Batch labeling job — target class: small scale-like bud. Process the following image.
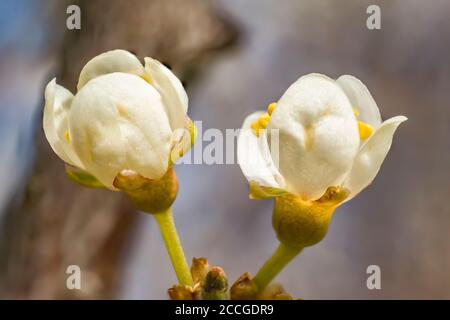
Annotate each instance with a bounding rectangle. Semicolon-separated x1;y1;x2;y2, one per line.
168;285;195;300
272;186;349;249
201;267;229;300
230;272;258;300
113;167;178;214
191;257;210;285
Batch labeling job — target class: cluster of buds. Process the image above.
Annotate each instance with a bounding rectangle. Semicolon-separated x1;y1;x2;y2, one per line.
168;258;229;300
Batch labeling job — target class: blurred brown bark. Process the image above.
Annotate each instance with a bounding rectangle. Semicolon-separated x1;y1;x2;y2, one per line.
0;0;236;299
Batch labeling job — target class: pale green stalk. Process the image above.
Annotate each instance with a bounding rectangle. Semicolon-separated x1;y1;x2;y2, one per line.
253;243;302;293
153;208;193;286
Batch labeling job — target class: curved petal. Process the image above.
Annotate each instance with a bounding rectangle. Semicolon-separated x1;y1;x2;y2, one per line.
268;73;360;200
77;50;144;90
336;75;382;128
43;78;84;168
169;117;197;165
144;57;188;131
237;112;285;196
70;73;172;189
343;115;407;202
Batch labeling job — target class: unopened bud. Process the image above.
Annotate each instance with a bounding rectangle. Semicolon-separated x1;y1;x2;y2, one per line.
168;285;195;300
201;266;229;300
230;272;258;300
191;257;210;285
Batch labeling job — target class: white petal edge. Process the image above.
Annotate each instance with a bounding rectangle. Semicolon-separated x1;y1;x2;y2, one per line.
337;75;382;128
237;112;285;191
43;78;84;169
343;115;407;202
144;57;188;132
77;49;144;90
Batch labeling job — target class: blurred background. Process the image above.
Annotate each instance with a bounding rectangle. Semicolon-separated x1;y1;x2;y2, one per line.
0;0;449;299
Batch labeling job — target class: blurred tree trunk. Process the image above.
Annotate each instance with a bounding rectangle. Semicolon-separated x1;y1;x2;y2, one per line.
0;0;236;299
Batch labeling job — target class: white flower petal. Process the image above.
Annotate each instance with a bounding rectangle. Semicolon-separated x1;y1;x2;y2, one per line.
268;73;360;200
43;78;84;168
337;75;382;127
237;112;285;191
144;57;188;132
77;50;144;90
69;73;172;189
343;115;407;202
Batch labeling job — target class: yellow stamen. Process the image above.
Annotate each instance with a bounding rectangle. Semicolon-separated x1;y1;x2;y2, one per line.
352;107;372;140
64;130;70;142
267;102;277;115
258;114;270;128
251;113;271;137
251;103;278;137
358;121;373;140
251;122;260;137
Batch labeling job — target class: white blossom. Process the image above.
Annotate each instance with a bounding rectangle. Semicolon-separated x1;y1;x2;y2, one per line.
238;73;406;201
44;50;190;189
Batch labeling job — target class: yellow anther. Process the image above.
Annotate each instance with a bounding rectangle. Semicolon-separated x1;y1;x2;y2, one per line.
258;113;270;128
358;121;373;140
64;130;70;142
251;121;260;137
267;102;277;115
251;105;275;137
352;107;372;141
251;112;272;137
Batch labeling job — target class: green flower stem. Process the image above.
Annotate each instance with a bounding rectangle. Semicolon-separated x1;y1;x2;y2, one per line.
253;242;302;293
153;208;193;287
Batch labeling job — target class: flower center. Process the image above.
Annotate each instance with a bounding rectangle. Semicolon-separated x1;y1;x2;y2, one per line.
251;102;277;137
251;104;372;141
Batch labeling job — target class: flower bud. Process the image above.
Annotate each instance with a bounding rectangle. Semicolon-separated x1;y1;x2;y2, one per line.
43;50;194;191
191;257;210;285
201;266;229;300
168;285;195;300
230;272;258;300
